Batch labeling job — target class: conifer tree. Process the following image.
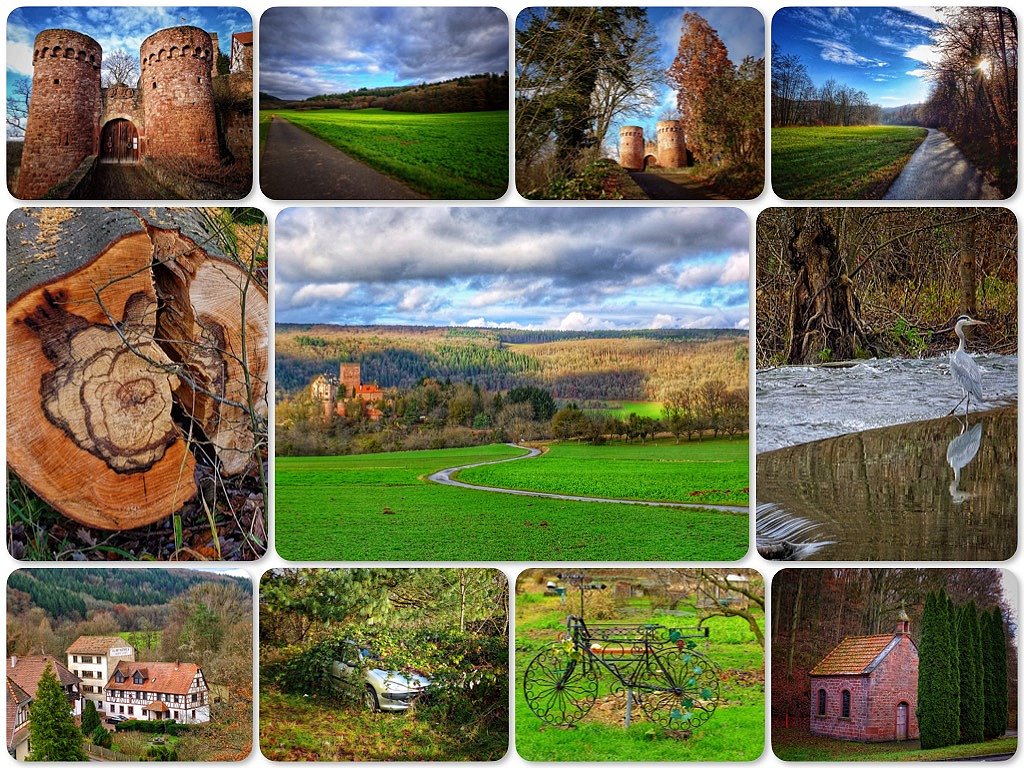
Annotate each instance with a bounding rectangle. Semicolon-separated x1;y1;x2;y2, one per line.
940;590;961;747
27;662;86;761
983;608;1008;739
81;699;101;734
957;602;984;743
917;591;941;748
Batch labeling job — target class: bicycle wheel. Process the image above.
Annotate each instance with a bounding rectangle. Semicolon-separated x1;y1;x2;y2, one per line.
634;648;721;730
522;643;600;725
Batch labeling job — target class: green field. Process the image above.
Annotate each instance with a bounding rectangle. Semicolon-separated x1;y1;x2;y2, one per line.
275;444;748;561
771;125;927;199
772;729;1017;761
588;401;665;419
118;630;161;651
515;591;765;761
457;439;748;506
260;108;508;198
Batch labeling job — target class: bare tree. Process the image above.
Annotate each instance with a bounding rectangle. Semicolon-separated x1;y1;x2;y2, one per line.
7;76;32;137
696;569;765;647
102;49;139;86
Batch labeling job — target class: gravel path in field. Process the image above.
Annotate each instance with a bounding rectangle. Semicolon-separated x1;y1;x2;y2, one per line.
883;128;1000;200
428;443;748;513
259;117;425;200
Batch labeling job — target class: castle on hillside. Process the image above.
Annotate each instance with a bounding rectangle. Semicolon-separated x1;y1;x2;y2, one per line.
15;24;253;199
617;119;693;171
311;363;385;422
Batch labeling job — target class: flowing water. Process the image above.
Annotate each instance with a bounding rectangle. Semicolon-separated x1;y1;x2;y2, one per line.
757;354;1017;453
756;355;1017;561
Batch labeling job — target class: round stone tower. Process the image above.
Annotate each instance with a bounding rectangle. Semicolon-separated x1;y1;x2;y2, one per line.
139;26;220;164
16;29;102;199
656;120;687;169
618;126;644;170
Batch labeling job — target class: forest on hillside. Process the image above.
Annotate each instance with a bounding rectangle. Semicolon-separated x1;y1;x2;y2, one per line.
771;569;1016;728
756;207;1016;367
261;73;509;114
276;325;747;399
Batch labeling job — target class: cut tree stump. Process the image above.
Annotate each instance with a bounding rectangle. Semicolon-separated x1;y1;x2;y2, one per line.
7;208;268;530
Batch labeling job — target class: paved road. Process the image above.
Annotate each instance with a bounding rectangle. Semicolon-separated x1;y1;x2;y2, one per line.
627;170;727;200
84;162;178;199
260;117;425;200
428;443;748;514
883;128;999;200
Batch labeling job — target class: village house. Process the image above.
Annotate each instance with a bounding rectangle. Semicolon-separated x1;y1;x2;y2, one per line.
66;635;136;713
6;678;32;760
6;655;82;760
230;31;253;73
809;610;919;742
104;661;211;723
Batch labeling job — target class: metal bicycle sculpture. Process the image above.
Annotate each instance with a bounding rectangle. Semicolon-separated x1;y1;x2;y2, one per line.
523;575;722;730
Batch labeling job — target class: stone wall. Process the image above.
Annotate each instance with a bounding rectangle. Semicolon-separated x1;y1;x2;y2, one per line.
810;676;870;740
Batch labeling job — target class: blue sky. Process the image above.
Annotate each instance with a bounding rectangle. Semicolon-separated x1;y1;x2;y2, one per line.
517;7;765;151
7;6;250;99
772;7;947;106
276;208;750;331
259;7;509;100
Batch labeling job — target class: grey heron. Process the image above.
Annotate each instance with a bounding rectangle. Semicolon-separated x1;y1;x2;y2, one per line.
948;315;987;415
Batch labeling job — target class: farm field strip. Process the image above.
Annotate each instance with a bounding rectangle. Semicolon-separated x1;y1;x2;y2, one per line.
261;108;507;199
453;439;749;507
275;445;748;561
772;125;927;199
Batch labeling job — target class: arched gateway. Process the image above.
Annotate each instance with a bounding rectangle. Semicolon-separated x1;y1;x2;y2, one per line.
100;119;140;163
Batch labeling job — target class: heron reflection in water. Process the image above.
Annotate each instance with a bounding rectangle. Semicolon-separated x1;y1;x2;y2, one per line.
947;422;983;504
948;315;987;415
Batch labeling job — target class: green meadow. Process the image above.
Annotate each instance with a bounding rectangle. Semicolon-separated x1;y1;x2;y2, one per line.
457;439;748;506
515;589;765;761
589;400;665;419
259;108;508;198
772;125;927;199
274;444;748;561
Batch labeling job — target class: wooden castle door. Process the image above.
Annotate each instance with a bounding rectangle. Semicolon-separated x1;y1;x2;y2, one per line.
100;119;140;163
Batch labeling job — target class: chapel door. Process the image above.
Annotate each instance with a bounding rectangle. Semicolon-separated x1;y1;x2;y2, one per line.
896;702;909;740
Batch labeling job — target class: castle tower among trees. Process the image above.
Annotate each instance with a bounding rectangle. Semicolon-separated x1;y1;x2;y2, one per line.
656;119;688;168
16;30;103;198
140;26;220;164
340;363;361;398
618;125;645;170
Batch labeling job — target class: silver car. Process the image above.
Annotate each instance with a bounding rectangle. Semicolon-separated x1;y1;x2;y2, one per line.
329;640;431;713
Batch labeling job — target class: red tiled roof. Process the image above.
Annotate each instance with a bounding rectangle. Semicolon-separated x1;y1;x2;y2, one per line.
6;656;80;695
145;701;169;713
810;634;898;675
67;636;133;655
232;32;253;45
106;661;202;696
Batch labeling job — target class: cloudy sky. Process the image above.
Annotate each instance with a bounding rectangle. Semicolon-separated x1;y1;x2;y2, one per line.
772;7;947;106
275;208;749;331
259;7;509;100
6;6;250;99
517;7;765;150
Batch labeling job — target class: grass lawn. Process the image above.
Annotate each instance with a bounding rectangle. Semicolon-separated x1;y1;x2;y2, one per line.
260;689;506;761
772;728;1017;761
456;438;748;506
771;126;927;199
275;444;748;561
588;401;664;420
260;108;507;198
258;112;270;156
515;591;765;761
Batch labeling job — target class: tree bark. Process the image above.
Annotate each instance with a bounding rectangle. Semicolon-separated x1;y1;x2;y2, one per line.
6;208;267;530
784;209;874;364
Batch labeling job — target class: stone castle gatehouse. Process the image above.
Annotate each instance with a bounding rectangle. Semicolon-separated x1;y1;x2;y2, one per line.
618;119;692;171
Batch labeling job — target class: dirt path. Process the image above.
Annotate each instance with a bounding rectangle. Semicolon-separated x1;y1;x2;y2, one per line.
628;170;728;200
883;128;999;200
428;443;748;513
260;117;425;200
83;163;178;199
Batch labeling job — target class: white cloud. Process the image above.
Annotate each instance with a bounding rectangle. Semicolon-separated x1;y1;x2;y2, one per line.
906;68;931;78
904;43;941;65
651;313;677;329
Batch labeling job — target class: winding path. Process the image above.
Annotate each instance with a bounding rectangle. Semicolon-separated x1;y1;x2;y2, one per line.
883;128;999;200
260;117;425;200
427;443;748;514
